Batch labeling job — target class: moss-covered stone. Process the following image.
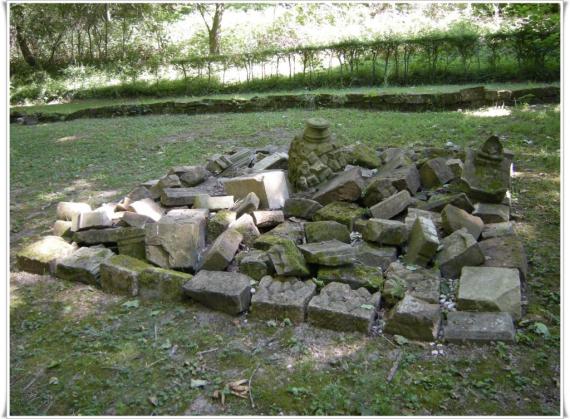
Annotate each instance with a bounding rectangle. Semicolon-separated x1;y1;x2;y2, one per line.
317;264;384;291
383;276;407;307
16;236;76;275
268;239;310;277
207;210;237;241
304;220;350;243
100;254;152;296
344;143;382;169
138;267;192;301
313;201;368;229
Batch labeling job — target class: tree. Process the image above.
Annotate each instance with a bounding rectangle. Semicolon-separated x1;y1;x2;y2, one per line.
197;3;225;55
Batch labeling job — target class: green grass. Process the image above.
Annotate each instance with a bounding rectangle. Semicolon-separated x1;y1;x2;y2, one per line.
10;103;560;415
11;81;559;115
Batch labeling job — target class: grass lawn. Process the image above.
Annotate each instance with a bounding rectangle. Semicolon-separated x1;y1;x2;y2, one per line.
9;104;560;415
11;81;559;115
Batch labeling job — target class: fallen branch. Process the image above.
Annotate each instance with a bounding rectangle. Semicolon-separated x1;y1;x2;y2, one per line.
23;369;45;391
146;357;167;368
387;350;403;383
197;347;218;357
248;364;260;408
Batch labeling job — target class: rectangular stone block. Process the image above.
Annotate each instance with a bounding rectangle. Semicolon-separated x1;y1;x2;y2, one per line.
55;247;115;286
193;194;234;211
138;267;192;302
298;240;355;266
369;190;411;219
405;217;439;267
71;210;113;232
223;170;289;209
16;236;76;275
160;188;199;206
444;312;515;343
100;254;152;296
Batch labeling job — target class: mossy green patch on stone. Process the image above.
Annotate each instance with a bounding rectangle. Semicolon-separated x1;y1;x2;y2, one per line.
317;264;384;291
138;267;192;301
313;201;368;229
383;276;407;307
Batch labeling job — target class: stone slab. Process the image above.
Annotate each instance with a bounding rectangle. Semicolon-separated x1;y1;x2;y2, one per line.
223;170;289;209
17;236;76;275
444;311;515;343
55;246;115;286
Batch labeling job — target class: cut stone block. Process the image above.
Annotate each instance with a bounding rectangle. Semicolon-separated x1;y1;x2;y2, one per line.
317;264;384;291
229;214;260;247
255;222;305;249
237;250;272;280
138;267;192;302
444;311;515;343
17;236;76;275
442;204;484;239
405;208;443;233
283;198;323;220
129;198;164;222
233;192;260;217
304;221;350;243
150;174;182;197
171;166;209;187
71;210;113;232
145;212;207;270
250;276;316;323
362;219;407;246
207;210;237;241
56;202;92;221
384;261;441;305
377;165;421;195
312;167;365;205
252;210;284;229
252;152;289;171
307;282;380;334
298;240;355;266
405;217;439;267
362;177;398;207
160;188;199;207
384;294;440;341
344;143;382;168
478;236;528;280
53;220;72;238
457;266;521;320
473;203;510;223
481;222;516;240
313;202;368;229
119;186;153;210
200;228;243;271
369;190;411;219
121;211;154;228
446;158;464;178
100;255;152;296
193;194;234;211
354;242;397;271
268;239;309;277
223;170;289;209
419;157;455;188
55;246;115;286
436;229;485;278
182;270;252;315
73;226;144;246
420;192;474;213
117;229;147;260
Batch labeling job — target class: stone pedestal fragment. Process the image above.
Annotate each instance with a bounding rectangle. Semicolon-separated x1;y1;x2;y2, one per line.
17;236;76;275
384;294;440;341
384;261;441;304
233;192;260;217
317;265;383;291
160;188;199;207
252;210;284;229
251;276;316;323
71;210;113;232
53;220;72;238
362;178;398;207
444;312;515;343
169;166;209;187
207;210;237;241
354;242;398;271
223;170;289;209
405;208;443;234
252;152;289;171
420;193;474;213
481;222;515;240
229;214;260;247
405;217;439;267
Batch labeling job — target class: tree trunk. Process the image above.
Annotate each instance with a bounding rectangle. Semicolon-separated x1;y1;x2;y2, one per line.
15;24;36;67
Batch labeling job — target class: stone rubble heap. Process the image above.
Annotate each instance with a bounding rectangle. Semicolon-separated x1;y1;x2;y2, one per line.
17;119;527;343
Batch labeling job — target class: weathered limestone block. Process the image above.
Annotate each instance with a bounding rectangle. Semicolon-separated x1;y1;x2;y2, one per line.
121;211;155;228
362;219;407;246
478;236;528;280
481;222;515;240
459;135;511;203
384;294;440;341
71;210;113;232
457;266;521;320
377;165;421;195
237;250;273;280
252;152;289;171
233;192;260;217
307;282;380;334
129;198;164;222
56;202;92;221
72;226;143;246
436;228;485;278
419;157;455;188
252;210;284;229
384;261;441;305
250;276;316;323
229;214;260;247
207;210;237;241
223;170;289;209
118;186;153;210
313;202;368;229
354;242;398;271
55;246;114;286
362;177;398;207
170;166;209;187
268;239;309;277
200;228;243;271
444;311;515;343
160;188;199;207
182;270;252;315
17;236;76;275
117;228;147;260
405;217;439;267
304;221;350;243
255;222;305;249
53;220;72;238
405;208;443;235
100;255;152;296
150;174;182;197
419;192;474;213
193;194;234;211
312;167;365;205
317;264;383;291
298;240;355;266
369;190;411;219
288;118;347;190
343;143;381;168
138;267;192;301
145;212;206;270
446;158;464;178
283;198;323;220
472;203;510;223
442;204;484;239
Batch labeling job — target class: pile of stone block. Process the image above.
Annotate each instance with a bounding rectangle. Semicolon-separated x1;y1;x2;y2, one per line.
17;120;526;344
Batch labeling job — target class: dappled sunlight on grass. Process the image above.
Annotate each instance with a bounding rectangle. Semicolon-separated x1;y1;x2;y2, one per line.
465;106;512;118
55;135;84;143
